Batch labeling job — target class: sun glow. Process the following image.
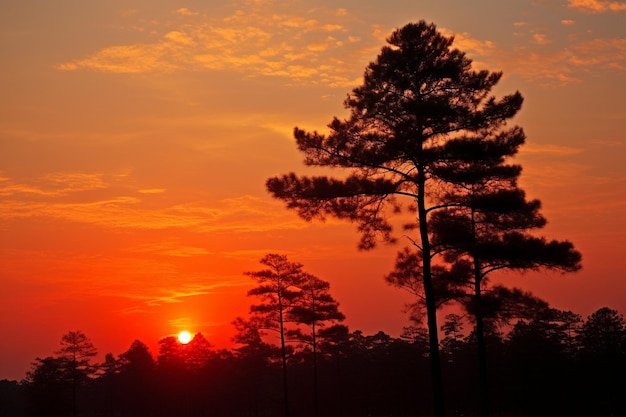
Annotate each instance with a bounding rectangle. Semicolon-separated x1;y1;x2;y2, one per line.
178;330;192;344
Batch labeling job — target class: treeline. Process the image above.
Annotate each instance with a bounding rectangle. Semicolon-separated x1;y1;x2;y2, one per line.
1;305;625;417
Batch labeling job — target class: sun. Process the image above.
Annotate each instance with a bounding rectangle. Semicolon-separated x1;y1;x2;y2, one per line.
177;330;192;344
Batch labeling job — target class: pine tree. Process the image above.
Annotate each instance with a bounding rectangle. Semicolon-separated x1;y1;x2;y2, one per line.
266;21;525;417
245;253;307;417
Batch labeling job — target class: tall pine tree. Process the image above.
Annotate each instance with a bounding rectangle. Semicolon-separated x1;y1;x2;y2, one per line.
267;21;524;417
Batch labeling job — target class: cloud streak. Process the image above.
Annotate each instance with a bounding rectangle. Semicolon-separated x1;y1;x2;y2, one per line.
0;172;309;234
57;4;367;87
568;0;626;13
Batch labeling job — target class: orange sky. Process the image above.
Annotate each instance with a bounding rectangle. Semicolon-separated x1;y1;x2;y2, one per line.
1;0;625;380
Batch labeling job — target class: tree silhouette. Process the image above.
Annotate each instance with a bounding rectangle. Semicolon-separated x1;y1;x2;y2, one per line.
25;357;69;417
427;126;582;416
157;336;186;371
577;307;626;415
266;21;526;417
245;253;307;417
11;307;626;417
232;317;283;415
56;331;97;417
289;273;345;417
116;340;156;416
578;306;625;356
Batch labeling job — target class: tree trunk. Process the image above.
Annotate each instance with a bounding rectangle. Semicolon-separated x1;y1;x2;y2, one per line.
312;321;319;417
472;199;489;417
475;278;489;417
278;287;289;417
418;159;445;417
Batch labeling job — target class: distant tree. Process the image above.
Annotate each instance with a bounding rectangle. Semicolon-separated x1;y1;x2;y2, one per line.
288;273;345;417
232;316;282;363
578;307;625;356
440;314;466;360
157;336;185;371
184;333;216;369
118;340;155;375
245;253;307;417
0;379;26;417
266;21;528;417
576;307;626;415
56;331;98;417
232;317;283;416
25;357;69;417
116;340;156;416
551;309;583;355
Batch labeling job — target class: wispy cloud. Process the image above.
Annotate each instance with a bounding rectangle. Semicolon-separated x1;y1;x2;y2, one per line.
522;143;585;155
568;0;626;13
533;33;551;45
0;172;308;233
568;38;626;69
0;172;108;197
450;28;625;86
138;188;166;194
176;7;199;17
84;273;249;311
57;4;369;87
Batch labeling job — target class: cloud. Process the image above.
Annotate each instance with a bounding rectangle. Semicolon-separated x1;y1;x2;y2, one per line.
0;172;108;197
522;143;584;155
568;0;626;12
533;33;551;45
133;240;212;257
561;19;576;25
86;273;248;308
568;38;626;69
57;4;368;88
176;7;198;16
138;188;166;194
0;172;308;233
446;25;626;86
57;43;178;73
444;30;496;69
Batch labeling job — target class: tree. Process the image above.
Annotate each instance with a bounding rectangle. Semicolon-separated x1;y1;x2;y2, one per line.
245;253;307;417
576;307;626;415
25;357;69;417
427;127;581;416
184;333;216;369
288;273;345;417
231;317;283;415
157;336;186;371
116;340;156;416
56;330;98;417
578;306;625;356
266;21;525;417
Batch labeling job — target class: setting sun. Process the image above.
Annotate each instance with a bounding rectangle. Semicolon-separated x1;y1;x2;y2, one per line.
178;331;192;344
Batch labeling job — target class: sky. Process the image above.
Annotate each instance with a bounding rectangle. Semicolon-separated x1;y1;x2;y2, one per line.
1;0;625;380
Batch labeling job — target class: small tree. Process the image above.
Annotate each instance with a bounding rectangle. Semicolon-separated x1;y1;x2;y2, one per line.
117;340;156;416
245;253;307;417
289;273;345;417
577;307;626;414
231;317;283;416
56;330;98;417
26;356;69;417
578;307;625;357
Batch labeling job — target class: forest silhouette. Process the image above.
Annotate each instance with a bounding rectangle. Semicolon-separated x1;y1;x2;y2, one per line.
2;20;623;417
2;303;625;417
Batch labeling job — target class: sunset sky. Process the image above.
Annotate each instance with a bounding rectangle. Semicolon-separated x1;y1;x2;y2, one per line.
1;0;625;380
